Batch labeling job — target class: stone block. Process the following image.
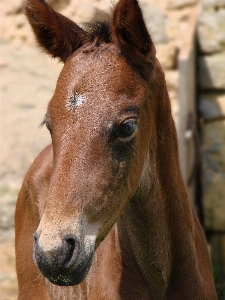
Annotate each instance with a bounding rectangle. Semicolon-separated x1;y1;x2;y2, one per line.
165;71;179;126
201;120;225;231
198;52;225;90
165;70;179;92
167;0;197;9
197;9;225;53
156;43;178;69
140;2;168;44
199;93;225;121
0;43;62;179
200;0;225;10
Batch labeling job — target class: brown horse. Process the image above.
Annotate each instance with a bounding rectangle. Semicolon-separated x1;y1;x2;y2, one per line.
15;0;217;299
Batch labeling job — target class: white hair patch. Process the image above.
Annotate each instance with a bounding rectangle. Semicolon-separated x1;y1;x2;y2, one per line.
67;92;87;109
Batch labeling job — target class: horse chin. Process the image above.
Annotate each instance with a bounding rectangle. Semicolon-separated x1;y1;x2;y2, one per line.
43;252;94;287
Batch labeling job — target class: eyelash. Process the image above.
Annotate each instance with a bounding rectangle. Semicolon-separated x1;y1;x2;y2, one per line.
46;122;52;134
40;118;52;135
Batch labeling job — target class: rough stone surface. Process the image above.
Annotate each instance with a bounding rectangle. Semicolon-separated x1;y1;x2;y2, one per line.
197;0;225;238
0;44;61;179
165;70;179;126
157;43;178;69
199;93;225;121
198;53;225;90
140;2;168;43
167;0;197;9
197;9;225;53
200;0;225;10
198;0;225;235
201;120;225;231
0;240;17;300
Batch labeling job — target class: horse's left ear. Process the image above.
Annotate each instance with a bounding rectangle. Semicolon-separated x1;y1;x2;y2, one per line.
112;0;156;63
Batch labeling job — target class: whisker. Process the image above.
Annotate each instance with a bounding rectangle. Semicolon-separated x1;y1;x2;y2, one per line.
30;273;42;283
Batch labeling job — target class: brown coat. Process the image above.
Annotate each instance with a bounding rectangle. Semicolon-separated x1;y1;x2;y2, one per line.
15;0;217;299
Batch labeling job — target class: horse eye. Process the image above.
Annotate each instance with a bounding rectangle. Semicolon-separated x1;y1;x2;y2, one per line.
118;119;138;139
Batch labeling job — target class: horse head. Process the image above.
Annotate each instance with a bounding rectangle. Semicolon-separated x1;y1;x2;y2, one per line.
25;0;170;286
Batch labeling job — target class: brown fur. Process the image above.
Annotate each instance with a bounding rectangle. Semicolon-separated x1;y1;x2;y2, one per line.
15;0;217;299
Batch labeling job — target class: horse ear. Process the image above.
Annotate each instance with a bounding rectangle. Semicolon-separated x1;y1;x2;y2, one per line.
112;0;155;62
24;0;89;62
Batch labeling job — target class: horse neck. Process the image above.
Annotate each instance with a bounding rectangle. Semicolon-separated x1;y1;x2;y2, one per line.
117;152;200;298
116;86;202;297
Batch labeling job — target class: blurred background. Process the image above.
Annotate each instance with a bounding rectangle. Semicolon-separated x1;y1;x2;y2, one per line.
0;0;224;299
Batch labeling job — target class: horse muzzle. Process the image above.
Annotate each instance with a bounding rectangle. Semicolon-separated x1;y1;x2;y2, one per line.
33;231;94;286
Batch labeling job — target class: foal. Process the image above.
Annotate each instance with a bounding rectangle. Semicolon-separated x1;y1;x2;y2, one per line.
15;0;217;299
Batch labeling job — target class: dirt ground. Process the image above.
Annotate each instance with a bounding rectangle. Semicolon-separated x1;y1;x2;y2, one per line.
0;238;18;300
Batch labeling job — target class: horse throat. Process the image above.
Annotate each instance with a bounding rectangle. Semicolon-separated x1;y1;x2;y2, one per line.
117;162;172;299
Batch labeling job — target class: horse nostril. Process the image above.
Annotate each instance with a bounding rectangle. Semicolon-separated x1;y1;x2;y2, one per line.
63;236;79;267
64;236;77;256
33;231;39;243
66;237;76;248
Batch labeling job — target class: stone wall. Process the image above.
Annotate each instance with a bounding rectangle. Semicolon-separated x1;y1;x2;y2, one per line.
197;0;225;232
197;0;225;291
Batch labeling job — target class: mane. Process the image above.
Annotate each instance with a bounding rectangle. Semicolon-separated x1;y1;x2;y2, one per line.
81;10;154;81
81;10;112;45
82;20;112;45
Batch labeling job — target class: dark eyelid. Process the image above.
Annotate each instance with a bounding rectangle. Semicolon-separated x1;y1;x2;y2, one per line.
121;106;139;117
117;114;138;127
115;107;139;125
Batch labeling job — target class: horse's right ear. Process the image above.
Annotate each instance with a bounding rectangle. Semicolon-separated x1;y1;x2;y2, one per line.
24;0;89;62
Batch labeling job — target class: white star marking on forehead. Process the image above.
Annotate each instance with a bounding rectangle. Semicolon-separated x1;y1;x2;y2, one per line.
67;92;87;109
